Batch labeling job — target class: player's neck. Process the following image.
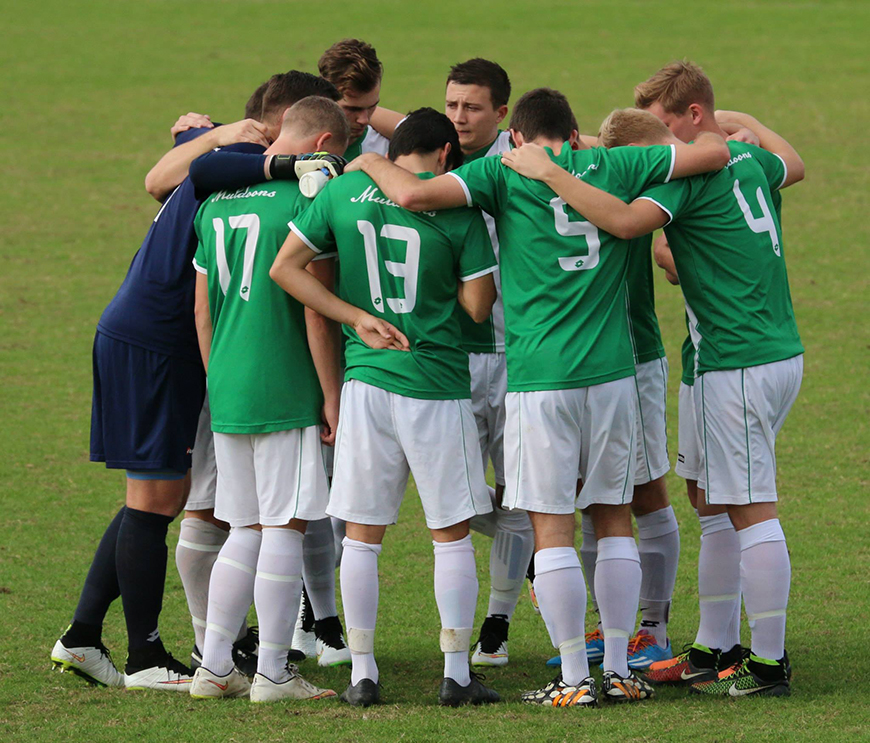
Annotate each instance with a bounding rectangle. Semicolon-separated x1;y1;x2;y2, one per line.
393;153;440;175
696;120;728;139
462;129;500;157
528;136;566;152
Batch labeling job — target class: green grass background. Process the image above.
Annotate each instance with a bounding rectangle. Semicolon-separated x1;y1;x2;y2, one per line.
2;0;869;740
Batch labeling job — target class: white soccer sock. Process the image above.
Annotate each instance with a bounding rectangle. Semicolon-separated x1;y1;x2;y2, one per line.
695;513;741;651
579;513;600;629
175;518;228;651
340;537;381;685
596;537;642;677
636;506;680;647
433;535;478;686
254;528;304;683
738;519;790;661
202;526;261;676
533;547;588;685
302;517;337;620
487;506;535;620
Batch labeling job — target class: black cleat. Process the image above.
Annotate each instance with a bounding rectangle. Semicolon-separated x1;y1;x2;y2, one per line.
439;672;500;707
340;678;381;707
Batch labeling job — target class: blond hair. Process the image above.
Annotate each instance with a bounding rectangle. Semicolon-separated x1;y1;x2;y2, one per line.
598;108;672;148
634;60;715;114
282;96;351;151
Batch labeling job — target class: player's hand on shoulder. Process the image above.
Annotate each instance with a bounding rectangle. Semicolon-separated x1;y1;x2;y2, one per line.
500;143;555;181
353;314;411;351
214;119;271;149
171;112;213;140
343;152;379;174
725;127;760;146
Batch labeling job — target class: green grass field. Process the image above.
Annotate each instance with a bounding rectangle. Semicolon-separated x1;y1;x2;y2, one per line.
2;0;869;740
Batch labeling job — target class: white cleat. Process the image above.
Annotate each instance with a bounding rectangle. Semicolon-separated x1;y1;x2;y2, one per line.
124;655;193;692
190;666;251;699
316;637;351;667
249;665;337;703
471;640;509;667
51;638;124;687
292;613;316;660
314;616;351;667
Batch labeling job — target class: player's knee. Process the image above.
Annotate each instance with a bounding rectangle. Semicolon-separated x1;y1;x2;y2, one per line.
631;477;670;516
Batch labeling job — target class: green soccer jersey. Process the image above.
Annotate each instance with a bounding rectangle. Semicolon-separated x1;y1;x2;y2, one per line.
450;142;677;392
626;233;665;364
681;315;695;386
290;171;497;400
638;141;802;376
193;182;326;434
456;130;512;354
343;125;391;161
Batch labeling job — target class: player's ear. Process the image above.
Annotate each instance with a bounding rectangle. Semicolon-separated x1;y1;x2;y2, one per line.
495;104;508;124
569;129;581;151
689;103;705;126
438;142;451;172
314;131;332;152
510;128;525;147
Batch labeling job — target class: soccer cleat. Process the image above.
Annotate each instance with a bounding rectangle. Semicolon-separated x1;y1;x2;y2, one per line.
521;673;598;707
439;672;500;707
249;665;337;703
471;614;510;667
641;643;719;686
189;666;251;699
50;637;124;687
314;616;351;667
340;678;381;707
546;628;605;668
601;670;655;702
690;656;790;697
626;629;673;671
292;590;316;659
124;653;193;692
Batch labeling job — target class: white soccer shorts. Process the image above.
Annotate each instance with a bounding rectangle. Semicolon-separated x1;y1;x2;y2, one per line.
675;382;701;482
327;380;492;530
185;393;217;511
503;376;637;514
213;426;329;527
469;352;507;486
695;355;803;505
633;357;670;485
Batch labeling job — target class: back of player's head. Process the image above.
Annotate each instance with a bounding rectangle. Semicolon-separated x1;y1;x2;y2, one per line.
261;71;341;125
282;96;351;151
634;60;715;114
446;58;511;109
388;108;464;171
318;38;383;96
244;80;269;121
509;88;575;143
598;108;672;148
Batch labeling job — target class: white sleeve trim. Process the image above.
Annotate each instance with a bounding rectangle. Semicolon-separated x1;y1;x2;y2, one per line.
774;153;788;190
289;221;323;253
664;143;676;183
192;258;208;275
447;172;473;207
311;251;337;262
459;265;498;282
635;196;674;226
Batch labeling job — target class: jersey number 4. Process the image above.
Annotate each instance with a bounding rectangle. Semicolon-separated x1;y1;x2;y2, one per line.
357;220;420;314
551;197;601;271
733;181;781;256
212;214;261;301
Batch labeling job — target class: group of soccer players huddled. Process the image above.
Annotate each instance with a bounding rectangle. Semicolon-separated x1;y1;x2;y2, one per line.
50;38;804;707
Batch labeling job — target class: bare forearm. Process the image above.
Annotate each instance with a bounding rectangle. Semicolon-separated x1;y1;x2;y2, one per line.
370;107;404;138
145;129;221;201
271;263;366;327
543;166;636;238
195;314;212;371
305;309;342;403
716;110;804;184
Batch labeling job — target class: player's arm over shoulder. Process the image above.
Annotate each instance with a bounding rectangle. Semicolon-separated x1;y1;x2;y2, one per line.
715;110;805;188
348;154;468;212
455;209;497;323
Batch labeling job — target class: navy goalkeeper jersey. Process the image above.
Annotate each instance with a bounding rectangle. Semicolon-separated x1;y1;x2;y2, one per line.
97;128;265;361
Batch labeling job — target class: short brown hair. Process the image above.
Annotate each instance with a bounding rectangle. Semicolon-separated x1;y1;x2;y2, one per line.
446;58;511;109
318;39;383;95
282;96;351;152
598;108;672;148
634;60;715;114
509;88;574;143
261;71;341;124
244;81;269;121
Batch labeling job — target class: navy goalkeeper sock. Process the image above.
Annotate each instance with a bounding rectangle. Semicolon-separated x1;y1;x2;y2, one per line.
115;508;174;653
